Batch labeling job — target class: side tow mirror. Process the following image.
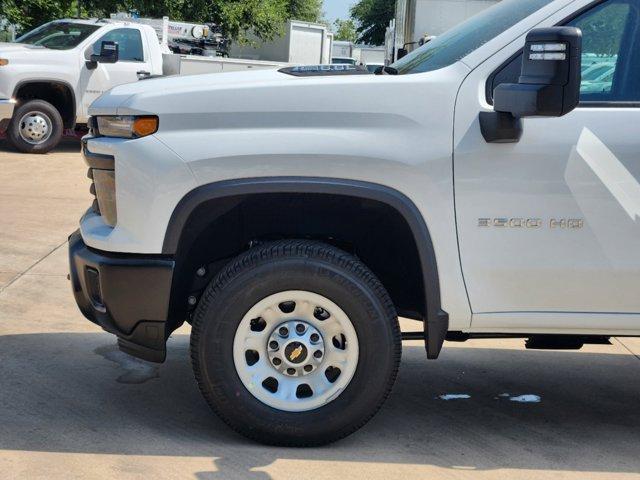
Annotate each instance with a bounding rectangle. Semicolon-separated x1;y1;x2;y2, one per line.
481;27;582;143
87;40;119;69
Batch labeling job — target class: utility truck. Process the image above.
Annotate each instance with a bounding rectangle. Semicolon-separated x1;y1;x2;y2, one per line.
69;0;640;446
0;17;324;154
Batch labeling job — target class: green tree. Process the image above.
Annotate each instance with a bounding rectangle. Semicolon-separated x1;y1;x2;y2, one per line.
350;0;394;45
209;0;288;42
286;0;323;22
1;0;75;33
333;18;357;42
3;0;325;42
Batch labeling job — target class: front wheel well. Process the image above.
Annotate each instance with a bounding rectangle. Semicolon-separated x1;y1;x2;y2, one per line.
14;81;76;129
166;191;431;334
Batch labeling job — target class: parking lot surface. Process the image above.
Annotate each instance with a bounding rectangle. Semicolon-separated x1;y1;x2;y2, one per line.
1;140;639;480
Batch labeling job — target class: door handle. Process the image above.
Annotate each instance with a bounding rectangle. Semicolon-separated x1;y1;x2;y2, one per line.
136;70;151;80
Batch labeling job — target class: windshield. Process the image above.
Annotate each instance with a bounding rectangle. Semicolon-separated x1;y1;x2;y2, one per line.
16;22;100;50
391;0;556;74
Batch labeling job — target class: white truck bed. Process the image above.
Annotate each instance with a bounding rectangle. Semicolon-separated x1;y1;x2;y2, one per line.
163;54;291;76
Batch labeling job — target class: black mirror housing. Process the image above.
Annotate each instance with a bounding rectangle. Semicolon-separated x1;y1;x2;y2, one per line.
494;27;582;117
90;40;119;64
481;27;582;143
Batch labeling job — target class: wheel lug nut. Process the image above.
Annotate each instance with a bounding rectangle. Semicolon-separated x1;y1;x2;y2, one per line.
272;357;281;366
313;350;323;359
295;324;305;334
278;327;289;337
287;368;296;375
269;341;279;350
310;333;319;343
304;364;313;372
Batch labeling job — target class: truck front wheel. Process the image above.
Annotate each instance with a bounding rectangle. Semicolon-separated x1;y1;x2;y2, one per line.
190;240;401;446
7;99;63;154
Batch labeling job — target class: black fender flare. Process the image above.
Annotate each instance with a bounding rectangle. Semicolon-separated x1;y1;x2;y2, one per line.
163;177;448;359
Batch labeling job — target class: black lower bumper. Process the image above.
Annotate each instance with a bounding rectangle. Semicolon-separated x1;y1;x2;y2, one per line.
68;230;175;362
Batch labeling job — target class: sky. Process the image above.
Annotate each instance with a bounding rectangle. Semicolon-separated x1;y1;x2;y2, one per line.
323;0;356;23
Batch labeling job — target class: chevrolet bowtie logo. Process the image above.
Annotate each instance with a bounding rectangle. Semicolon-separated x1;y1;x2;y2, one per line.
289;345;304;361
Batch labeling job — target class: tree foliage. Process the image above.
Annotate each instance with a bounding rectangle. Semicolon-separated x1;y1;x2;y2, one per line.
350;0;394;45
1;0;75;33
1;0;324;41
286;0;323;23
333;18;357;43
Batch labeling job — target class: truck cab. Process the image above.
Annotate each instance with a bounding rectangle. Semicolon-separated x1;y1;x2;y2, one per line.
0;19;163;153
69;0;640;446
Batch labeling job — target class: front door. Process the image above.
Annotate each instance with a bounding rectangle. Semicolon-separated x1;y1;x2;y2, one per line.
79;27;152;119
454;0;640;330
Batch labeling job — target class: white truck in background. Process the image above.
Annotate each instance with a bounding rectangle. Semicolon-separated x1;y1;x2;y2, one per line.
0;17;328;154
388;0;500;62
230;20;333;66
332;40;386;69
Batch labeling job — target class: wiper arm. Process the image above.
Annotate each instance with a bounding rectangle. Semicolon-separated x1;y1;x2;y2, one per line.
376;66;398;76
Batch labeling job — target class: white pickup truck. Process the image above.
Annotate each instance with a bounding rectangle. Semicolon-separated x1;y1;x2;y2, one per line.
0;19;166;153
69;0;640;447
0;18;289;154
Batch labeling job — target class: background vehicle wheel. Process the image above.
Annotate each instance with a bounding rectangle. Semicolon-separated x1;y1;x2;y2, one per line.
7;100;63;154
190;240;401;446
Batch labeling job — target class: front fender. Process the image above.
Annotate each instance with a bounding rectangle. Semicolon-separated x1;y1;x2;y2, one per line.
163;176;449;359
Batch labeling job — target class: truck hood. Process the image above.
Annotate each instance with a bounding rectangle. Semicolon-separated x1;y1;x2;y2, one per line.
0;42;73;66
0;42;47;54
89;68;372;115
88;63;469;144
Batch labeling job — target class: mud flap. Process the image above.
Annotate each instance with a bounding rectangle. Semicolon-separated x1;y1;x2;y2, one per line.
425;309;449;359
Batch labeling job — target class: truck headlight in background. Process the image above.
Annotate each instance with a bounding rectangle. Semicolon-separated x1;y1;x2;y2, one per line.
95;115;158;138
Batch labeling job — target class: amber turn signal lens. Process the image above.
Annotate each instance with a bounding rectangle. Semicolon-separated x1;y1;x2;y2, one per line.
132;116;158;137
0;59;8;66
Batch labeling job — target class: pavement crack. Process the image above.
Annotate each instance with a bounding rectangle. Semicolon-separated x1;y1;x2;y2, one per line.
0;240;67;294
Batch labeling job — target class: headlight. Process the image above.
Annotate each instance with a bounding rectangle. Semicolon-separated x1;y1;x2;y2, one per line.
95;115;158;138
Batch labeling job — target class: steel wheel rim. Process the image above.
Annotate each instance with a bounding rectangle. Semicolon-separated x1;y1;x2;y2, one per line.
19;111;53;145
233;290;359;412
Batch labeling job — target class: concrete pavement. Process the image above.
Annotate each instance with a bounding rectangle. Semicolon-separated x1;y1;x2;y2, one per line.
0;140;639;480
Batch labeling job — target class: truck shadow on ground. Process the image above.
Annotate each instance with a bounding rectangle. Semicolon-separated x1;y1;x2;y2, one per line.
0;137;81;154
0;332;638;477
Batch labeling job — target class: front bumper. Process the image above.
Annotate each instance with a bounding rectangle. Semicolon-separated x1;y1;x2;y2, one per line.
0;98;15;122
68;230;175;362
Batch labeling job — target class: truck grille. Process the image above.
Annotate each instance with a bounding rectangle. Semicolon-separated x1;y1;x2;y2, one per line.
83;136;117;227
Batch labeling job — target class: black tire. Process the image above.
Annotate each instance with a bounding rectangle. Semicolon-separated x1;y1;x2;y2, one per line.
7;99;63;154
190;240;401;446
